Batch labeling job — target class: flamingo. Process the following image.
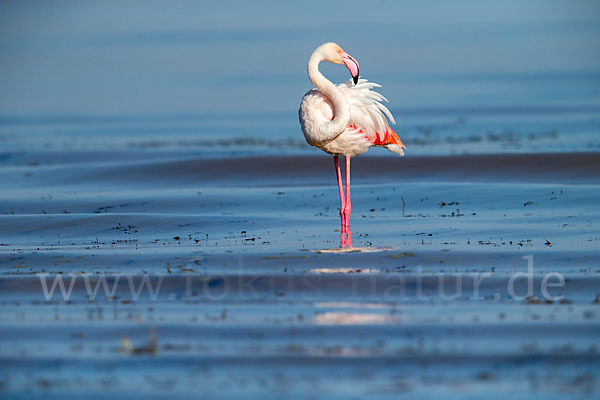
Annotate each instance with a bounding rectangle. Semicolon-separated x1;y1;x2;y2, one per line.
298;42;405;247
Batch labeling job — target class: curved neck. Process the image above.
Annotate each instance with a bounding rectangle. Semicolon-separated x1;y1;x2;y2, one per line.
308;51;350;142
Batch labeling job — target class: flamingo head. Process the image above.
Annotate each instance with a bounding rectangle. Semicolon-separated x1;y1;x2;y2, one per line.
319;42;360;85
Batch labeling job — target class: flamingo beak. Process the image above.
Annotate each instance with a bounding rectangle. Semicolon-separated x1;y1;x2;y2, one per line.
340;51;359;85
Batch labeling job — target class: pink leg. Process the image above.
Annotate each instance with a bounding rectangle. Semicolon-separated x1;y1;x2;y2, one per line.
343;156;351;229
333;156;346;231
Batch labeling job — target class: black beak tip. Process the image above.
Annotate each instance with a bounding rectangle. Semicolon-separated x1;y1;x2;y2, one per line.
353;75;359;85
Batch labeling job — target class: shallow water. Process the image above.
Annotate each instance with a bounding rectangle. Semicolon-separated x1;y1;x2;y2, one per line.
1;150;599;399
1;1;600;399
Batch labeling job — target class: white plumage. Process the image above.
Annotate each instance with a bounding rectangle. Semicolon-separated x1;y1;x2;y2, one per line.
297;42;405;243
298;43;405;157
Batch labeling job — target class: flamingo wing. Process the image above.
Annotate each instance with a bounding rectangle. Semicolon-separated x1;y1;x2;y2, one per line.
338;78;406;155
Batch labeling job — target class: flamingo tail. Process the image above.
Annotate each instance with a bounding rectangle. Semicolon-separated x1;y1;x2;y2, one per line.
373;127;406;156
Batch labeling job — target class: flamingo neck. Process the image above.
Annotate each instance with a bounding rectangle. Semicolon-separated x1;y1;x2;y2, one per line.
307;50;350;142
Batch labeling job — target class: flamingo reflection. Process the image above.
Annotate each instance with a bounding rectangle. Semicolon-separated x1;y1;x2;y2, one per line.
340;230;352;248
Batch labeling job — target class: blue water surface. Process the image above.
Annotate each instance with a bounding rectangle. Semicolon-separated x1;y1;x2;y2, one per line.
1;0;599;155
